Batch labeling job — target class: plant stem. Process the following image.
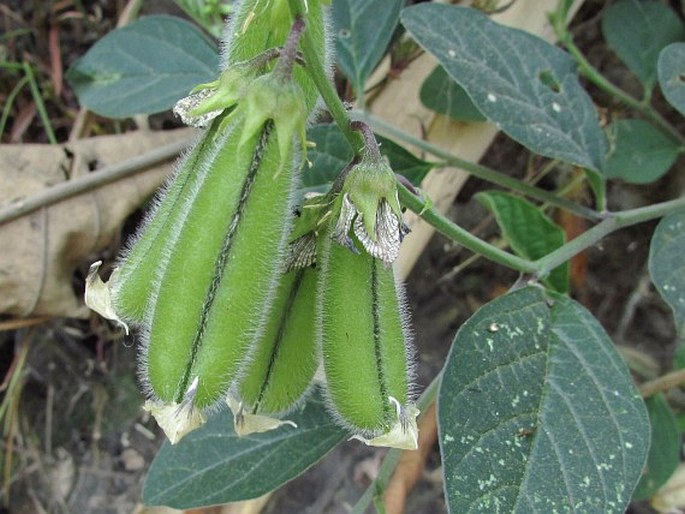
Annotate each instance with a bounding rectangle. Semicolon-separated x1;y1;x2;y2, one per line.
350;372;442;514
287;0;362;152
399;184;537;274
355;111;603;221
0;137;191;225
551;14;685;146
534;196;685;279
401;182;685;280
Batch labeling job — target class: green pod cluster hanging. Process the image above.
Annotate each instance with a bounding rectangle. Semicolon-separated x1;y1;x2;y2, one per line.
86;16;314;444
83;5;422;449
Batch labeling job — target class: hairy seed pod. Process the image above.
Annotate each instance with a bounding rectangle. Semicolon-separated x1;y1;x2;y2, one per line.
318;234;418;449
230;264;319;435
111;119;224;324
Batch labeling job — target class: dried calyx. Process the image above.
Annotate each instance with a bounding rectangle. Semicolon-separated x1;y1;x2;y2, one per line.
331;121;409;265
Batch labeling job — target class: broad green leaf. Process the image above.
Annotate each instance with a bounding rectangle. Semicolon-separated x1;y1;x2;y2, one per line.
66;15;219;118
332;0;402;97
439;286;649;513
649;211;685;336
143;389;347;508
604;119;681;184
602;0;685;91
304;124;434;194
401;4;606;171
658;43;685;117
475;191;569;293
420;65;486;122
633;394;679;500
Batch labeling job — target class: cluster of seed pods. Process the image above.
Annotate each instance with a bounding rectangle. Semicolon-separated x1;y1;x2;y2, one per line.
85;0;419;449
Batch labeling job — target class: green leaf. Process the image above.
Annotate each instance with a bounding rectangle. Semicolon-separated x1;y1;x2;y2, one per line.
332;0;402;97
602;0;685;91
475;191;569;293
420;65;486;122
143;389;347;508
439;286;649;513
604;119;681;184
401;4;606;171
66;15;219;118
649;211;685;336
658;43;685;117
632;394;680;500
304;124;434;194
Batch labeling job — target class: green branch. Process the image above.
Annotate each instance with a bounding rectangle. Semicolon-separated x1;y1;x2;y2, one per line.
287;0;362;153
355;111;603;222
534;196;685;278
289;0;685;285
398;184;537;274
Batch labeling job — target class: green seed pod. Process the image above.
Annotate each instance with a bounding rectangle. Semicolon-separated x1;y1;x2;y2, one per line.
111;118;224;324
142;117;262;405
318;233;419;449
229;263;319;435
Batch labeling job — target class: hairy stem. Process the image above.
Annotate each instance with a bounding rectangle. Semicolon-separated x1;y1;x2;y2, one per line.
356;111;603;221
0;137;192;225
287;0;362;152
533;196;685;279
399;184;537;274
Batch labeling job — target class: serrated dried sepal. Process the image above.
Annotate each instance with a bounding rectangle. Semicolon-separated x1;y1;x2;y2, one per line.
353;198;404;264
173;88;222;128
285;233;317;271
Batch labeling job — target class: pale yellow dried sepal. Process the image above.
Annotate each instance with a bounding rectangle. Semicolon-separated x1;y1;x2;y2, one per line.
350;397;420;450
144;392;206;445
226;395;297;437
84;261;129;335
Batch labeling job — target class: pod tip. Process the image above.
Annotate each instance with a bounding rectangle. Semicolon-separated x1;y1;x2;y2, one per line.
143;377;206;444
350;397;420;450
227;395;298;437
